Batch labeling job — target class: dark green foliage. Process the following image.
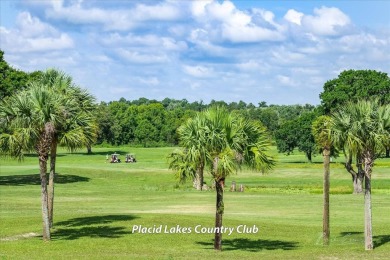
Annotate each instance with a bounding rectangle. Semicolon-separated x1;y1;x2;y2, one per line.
93;97;320;148
275;111;318;162
0;50;42;100
320;69;390;114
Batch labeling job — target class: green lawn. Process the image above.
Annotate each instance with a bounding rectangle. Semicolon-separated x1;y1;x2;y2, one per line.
1;147;389;259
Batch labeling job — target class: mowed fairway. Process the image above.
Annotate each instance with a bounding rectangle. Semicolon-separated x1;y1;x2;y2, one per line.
1;147;389;259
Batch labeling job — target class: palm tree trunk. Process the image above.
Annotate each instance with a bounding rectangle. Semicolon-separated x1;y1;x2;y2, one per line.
195;164;204;190
355;156;364;194
345;153;363;194
323;147;330;245
363;151;373;250
214;178;224;251
48;141;57;228
37;122;54;241
199;164;204;191
39;155;51;241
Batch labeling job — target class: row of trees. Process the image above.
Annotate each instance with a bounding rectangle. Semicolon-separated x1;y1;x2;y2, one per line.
95;98;316;147
313;100;390;250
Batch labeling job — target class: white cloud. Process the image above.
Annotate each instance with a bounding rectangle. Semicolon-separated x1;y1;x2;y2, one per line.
222;24;284;42
133;2;181;21
284;9;303;25
116;49;169;64
43;1;182;31
100;33;187;52
183;65;214;78
191;1;284;43
191;0;213;17
277;75;298;87
302;6;351;36
0;12;73;53
16;11;58;37
138;77;160;86
237;60;262;71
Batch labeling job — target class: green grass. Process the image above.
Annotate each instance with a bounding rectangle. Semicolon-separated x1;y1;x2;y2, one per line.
1;147;389;259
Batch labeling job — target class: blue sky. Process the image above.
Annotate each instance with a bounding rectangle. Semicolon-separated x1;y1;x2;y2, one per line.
1;0;389;105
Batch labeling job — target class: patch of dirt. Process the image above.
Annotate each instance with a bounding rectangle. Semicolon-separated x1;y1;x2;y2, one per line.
0;232;39;241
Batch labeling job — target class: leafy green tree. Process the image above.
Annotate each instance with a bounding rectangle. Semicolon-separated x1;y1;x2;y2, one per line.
312;115;333;245
330;100;390;250
0;50;43;100
275;112;317;162
274;120;298;154
320;70;390;114
95;102;116;145
170;106;275;250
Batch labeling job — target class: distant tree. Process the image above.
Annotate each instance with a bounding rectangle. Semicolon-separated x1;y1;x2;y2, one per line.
275;112;317;162
274;120;298;155
256;108;279;136
330;100;390;250
95;102;116;145
209;99;228;108
296;112;317;162
258;101;268;108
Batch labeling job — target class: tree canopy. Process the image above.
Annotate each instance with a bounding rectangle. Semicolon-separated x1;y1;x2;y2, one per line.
0;50;42;100
320;69;390;114
275;111;318;162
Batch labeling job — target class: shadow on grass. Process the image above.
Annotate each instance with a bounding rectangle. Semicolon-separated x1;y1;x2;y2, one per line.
374;235;390;248
0;173;89;186
56;214;137;227
22;153;66;158
52;214;137;240
281;161;323;164
197;238;298;252
72;150;130;156
340;232;390;248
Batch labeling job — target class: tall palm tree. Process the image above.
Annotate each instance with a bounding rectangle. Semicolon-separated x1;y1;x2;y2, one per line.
331;100;390;250
170;106;275;250
35;69;97;227
0;83;65;240
312;115;332;245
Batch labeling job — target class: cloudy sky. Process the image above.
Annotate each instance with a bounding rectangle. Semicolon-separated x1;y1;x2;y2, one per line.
1;0;389;105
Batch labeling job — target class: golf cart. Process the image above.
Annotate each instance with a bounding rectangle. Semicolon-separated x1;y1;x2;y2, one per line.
110;153;121;163
125;153;137;163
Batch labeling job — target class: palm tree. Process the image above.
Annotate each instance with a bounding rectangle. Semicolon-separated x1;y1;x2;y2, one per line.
35;69;97;227
0;83;65;240
331;100;390;250
312;115;332;245
170;106;275;250
176;114;207;190
167;149;197;184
